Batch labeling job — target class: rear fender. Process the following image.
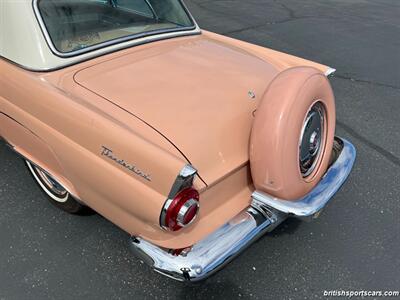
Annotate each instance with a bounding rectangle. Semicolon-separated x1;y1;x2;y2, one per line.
0;111;80;197
203;30;335;76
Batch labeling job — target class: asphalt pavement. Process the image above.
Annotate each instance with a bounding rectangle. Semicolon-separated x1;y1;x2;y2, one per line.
1;0;399;299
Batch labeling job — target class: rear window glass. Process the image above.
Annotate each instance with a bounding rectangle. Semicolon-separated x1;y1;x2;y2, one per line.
36;0;195;54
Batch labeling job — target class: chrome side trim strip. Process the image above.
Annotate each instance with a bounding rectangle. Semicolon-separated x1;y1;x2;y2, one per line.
325;67;337;77
252;138;356;217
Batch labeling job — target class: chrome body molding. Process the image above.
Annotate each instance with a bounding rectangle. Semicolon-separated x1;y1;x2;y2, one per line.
325;67;337;77
252;138;356;217
130;137;356;281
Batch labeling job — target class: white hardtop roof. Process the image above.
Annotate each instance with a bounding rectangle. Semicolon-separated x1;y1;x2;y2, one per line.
0;0;200;71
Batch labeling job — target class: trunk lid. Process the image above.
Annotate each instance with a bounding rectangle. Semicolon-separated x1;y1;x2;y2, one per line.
74;35;278;185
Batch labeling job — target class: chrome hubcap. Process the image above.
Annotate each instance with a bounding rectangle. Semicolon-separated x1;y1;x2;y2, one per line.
35;168;68;196
26;161;69;203
299;102;325;177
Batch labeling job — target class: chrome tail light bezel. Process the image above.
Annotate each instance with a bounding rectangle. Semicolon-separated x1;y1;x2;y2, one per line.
160;165;199;231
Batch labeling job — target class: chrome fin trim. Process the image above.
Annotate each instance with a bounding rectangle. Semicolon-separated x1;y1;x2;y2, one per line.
168;165;197;199
325;67;336;77
160;164;198;229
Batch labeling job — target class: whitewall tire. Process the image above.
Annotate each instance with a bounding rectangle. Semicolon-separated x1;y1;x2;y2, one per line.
25;160;88;214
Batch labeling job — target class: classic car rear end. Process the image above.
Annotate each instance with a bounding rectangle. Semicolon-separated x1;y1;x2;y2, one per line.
0;0;355;282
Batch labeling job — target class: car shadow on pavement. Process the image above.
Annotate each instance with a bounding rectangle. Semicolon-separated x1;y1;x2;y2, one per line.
271;217;303;236
178;280;253;300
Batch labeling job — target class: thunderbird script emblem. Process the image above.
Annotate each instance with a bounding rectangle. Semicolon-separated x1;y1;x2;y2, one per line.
101;146;151;181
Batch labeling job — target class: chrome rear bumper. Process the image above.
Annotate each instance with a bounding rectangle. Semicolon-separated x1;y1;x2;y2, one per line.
130;137;356;282
252;138;356;218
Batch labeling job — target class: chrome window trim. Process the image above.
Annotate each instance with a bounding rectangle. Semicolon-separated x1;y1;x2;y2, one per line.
32;0;200;59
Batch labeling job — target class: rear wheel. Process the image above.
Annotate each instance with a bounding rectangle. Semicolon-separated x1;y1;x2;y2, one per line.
25;160;87;214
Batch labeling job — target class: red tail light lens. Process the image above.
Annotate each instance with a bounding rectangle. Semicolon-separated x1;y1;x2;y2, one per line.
161;187;199;231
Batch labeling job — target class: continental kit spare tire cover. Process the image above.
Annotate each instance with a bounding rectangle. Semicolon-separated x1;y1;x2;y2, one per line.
250;67;336;200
